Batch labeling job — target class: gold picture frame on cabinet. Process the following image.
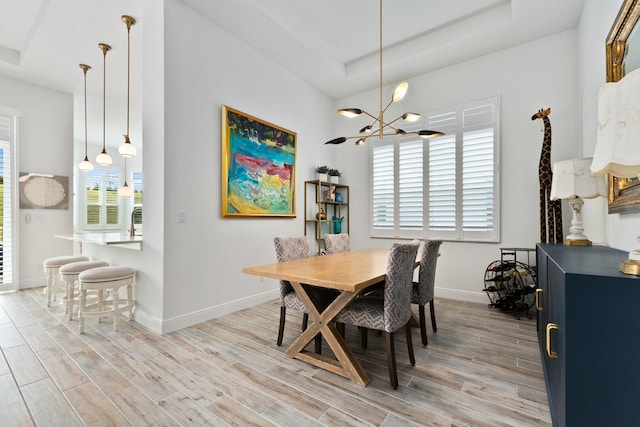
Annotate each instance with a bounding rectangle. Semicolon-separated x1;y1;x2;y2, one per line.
605;0;640;213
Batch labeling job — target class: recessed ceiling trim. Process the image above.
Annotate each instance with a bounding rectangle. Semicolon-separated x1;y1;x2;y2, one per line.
345;1;512;78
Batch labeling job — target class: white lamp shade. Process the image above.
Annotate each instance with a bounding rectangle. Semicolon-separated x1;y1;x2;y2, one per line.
96;151;112;166
550;158;607;201
118;183;134;198
591;68;640;178
78;159;94;171
119;140;137;157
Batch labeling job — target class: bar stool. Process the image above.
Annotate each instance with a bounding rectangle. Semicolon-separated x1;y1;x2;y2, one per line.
77;266;135;333
59;260;109;320
43;255;89;307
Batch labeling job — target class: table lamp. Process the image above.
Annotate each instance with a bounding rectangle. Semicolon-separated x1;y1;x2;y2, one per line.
591;67;640;274
550;158;607;246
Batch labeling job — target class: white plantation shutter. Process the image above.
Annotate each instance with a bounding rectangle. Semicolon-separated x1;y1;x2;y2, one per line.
0;114;16;290
370;96;499;242
463;102;495;231
85;168;121;228
372;143;394;230
428;112;457;231
399;140;423;229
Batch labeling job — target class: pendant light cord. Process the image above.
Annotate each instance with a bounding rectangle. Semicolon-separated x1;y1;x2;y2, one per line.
126;22;131;137
102;46;107;152
82;65;89;158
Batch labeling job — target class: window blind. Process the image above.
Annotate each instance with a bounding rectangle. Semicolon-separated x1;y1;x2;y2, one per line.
85;168;120;227
370;96;499;242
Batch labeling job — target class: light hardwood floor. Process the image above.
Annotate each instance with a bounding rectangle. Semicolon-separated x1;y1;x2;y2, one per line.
0;288;550;426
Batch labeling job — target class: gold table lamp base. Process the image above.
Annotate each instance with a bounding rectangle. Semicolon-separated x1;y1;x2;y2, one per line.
620;259;640;275
565;239;592;246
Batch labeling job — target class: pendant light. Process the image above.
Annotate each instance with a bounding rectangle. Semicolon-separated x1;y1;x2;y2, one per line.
96;43;113;166
118;157;134;197
325;0;443;146
118;15;137;158
78;64;94;171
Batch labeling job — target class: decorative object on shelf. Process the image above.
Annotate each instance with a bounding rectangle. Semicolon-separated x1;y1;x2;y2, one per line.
315;208;326;221
221;105;296;217
324;185;336;202
96;43;113;166
335;192;343;203
332;216;344;234
591;66;640;274
324;0;443;146
550;158;606;246
78;64;94;172
531;108;563;244
315;165;329;182
118;15;138;158
328;168;341;184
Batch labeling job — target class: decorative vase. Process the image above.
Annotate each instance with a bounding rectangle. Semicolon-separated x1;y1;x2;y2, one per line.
330;175;339;184
316;208;326;221
332;216;344;233
317;173;328;182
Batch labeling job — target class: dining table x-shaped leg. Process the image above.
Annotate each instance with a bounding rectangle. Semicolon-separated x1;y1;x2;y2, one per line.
286;281;370;386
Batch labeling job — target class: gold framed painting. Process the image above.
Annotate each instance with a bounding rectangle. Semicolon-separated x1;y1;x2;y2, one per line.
221;105;296;217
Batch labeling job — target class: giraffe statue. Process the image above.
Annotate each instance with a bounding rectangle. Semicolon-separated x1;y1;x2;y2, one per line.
531;108;563;244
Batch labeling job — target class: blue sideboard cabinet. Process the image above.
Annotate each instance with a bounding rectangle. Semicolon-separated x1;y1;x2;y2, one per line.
536;244;640;427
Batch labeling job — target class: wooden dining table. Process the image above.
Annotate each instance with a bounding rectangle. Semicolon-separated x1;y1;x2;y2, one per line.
242;248;392;386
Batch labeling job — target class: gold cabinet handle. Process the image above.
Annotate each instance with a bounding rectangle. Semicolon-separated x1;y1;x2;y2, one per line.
546;323;558;359
535;289;543;311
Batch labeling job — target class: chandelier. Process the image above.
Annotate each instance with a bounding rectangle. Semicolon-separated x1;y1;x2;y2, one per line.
325;0;443;146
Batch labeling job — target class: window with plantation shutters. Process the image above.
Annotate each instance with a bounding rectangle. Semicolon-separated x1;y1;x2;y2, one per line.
371;96;500;242
0;113;16;291
85;168;121;228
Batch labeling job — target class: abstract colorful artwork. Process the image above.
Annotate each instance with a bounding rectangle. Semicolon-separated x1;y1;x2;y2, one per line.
221;105;296;217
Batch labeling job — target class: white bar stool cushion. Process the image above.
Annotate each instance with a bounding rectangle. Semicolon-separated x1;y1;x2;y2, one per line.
43;255;89;307
78;266;134;282
77;266;135;333
59;260;109;320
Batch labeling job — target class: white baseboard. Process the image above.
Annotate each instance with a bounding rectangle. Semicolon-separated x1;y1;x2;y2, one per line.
103;287;489;336
436;287;489;305
156;289;279;335
20;278;46;289
131;309;164;335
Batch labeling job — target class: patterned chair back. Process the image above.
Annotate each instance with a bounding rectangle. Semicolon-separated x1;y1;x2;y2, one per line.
414;240;443;305
324;234;350;254
383;242;420;332
273;237;310;301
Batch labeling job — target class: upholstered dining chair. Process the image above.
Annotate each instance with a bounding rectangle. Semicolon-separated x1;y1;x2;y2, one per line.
412;239;443;346
273;236;336;353
324;233;350;254
335;242;420;389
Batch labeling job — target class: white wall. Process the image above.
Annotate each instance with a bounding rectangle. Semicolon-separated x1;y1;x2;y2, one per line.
331;30;581;302
0;75;74;288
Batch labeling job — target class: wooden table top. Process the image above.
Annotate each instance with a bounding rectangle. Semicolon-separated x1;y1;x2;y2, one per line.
242;248;390;293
